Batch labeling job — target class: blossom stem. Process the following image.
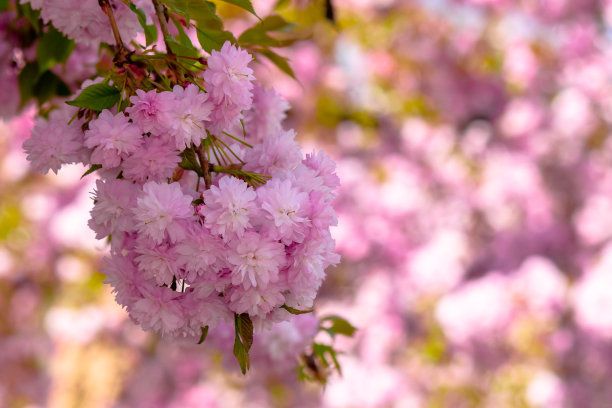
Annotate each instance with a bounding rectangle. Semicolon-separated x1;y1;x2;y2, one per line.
99;0;130;65
152;0;174;57
195;144;212;189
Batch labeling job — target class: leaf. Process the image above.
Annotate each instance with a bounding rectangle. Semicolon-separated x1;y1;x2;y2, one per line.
196;27;236;53
19;3;41;34
81;164;102;179
218;0;259;18
236;313;253;352
161;0;223;30
281;304;313;315
257;48;296;80
233;335;249;374
128;3;158;46
312;343;341;374
178;149;204;176
66;83;120;111
33;71;71;104
233;313;252;374
18;62;40;106
238;15;296;48
197;326;209;344
321;315;357;338
0;0;10;12
37;26;75;72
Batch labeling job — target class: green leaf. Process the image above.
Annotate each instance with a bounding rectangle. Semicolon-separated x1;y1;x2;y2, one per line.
313;343;341;374
218;0;259;18
178;149;204;176
236;313;253;351
281;304;313;315
161;0;223;30
37;26;75;72
233;313;252;374
233;335;249;374
18;3;41;34
18;62;40;106
238;15;296;48
128;3;158;46
196;27;236;53
33;71;71;104
257;48;296;79
66;83;120;111
321;315;357;338
197;326;209;344
81;164;103;179
0;0;10;12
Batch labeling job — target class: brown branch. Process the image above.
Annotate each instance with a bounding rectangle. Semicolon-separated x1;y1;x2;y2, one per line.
99;0;131;66
152;0;174;57
194;144;212;190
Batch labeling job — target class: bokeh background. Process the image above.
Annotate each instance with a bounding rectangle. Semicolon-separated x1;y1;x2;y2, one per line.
3;0;612;406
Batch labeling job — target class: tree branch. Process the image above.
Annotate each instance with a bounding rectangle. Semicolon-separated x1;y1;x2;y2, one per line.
152;0;174;57
99;0;131;65
195;144;212;189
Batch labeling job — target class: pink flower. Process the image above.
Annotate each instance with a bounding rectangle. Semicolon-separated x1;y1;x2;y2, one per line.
257;178;310;244
227;281;286;318
101;253;153;308
243;84;289;143
126;89;177;134
122;137;181;184
130;287;186;336
175;225;225;282
303;150;341;192
167;84;213;150
22;107;87;174
227;231;286;289
244;129;302;176
88;178;139;239
200;176;258;240
204;41;254;110
85;110;142;168
134;241;179;286
134;181;194;244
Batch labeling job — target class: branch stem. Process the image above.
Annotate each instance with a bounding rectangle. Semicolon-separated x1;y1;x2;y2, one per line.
195;144;212;189
152;0;175;57
99;0;130;65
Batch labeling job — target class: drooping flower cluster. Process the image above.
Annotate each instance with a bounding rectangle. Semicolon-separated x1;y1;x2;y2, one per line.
23;41;340;340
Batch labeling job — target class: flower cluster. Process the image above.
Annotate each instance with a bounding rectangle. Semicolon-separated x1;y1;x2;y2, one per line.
23;41;340;341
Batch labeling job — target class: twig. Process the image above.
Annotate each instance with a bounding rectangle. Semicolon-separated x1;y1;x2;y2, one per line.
99;0;131;66
152;0;174;57
194;144;212;189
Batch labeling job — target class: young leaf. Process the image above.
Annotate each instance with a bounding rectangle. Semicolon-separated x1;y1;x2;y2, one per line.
281;304;313;315
161;0;223;30
178;149;204;176
197;326;209;344
321;315;357;338
33;71;71;104
233;335;249;374
238;15;296;48
218;0;259;18
81;164;103;179
233;313;252;374
37;26;75;72
128;3;157;46
312;343;342;374
236;313;253;351
66;83;120;111
18;2;41;34
196;27;236;53
257;49;296;80
18;62;40;106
